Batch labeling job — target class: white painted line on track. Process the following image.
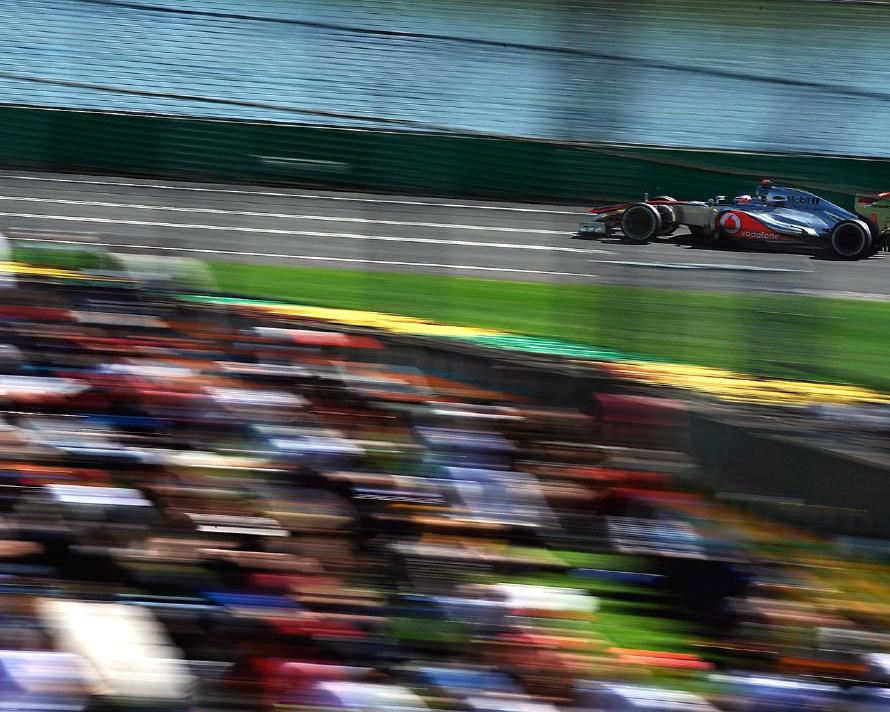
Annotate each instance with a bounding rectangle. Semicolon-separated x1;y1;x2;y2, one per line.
0;174;587;215
763;288;890;302
588;259;811;273
0;195;568;235
0;212;611;255
10;236;596;278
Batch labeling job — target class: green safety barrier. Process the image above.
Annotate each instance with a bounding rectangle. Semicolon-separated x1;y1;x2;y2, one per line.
464;334;657;363
1;104;888;204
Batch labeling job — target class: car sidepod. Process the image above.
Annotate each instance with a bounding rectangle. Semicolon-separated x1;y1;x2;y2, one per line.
715;209;806;244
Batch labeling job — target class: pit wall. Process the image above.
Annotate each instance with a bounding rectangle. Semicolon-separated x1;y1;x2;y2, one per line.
3;105;889;205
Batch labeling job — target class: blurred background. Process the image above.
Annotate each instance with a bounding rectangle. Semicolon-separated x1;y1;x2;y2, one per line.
0;1;888;710
2;0;888;154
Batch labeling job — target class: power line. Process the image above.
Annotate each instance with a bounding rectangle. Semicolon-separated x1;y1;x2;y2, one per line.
70;0;890;104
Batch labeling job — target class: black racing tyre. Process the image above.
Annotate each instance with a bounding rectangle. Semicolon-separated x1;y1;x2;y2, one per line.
653;195;676;201
655;204;678;237
866;222;885;255
830;220;873;260
621;203;662;243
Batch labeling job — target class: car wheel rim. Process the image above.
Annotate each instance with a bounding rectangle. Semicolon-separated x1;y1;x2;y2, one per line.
833;224;867;256
625;208;656;239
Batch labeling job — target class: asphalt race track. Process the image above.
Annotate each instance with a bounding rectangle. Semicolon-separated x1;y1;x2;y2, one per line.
1;171;889;299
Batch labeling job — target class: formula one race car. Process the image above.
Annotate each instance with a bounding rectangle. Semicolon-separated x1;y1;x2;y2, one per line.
577;180;888;260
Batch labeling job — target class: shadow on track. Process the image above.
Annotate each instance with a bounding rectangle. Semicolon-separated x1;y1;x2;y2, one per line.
572;232;888;262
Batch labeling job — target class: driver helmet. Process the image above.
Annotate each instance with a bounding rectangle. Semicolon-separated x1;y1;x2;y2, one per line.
734;195;754;205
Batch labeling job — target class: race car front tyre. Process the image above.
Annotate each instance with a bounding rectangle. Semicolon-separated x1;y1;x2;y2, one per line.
829;220;873;260
655;204;679;237
621;203;662;243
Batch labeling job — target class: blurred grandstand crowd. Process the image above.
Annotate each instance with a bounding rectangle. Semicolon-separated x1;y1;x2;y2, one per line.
1;266;890;711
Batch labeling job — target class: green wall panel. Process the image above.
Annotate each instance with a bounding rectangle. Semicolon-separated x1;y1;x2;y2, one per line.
0;105;887;207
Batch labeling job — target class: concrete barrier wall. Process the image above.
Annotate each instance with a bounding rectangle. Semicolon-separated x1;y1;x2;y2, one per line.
2;105;890;205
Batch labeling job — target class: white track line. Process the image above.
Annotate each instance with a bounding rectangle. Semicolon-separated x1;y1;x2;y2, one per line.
0;212;610;254
0;195;567;235
0;174;587;215
763;288;890;302
10;236;595;278
588;259;811;273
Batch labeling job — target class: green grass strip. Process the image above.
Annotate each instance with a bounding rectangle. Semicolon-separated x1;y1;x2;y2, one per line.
204;261;890;392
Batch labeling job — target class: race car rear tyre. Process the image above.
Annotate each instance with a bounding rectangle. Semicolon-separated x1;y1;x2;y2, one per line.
621;203;662;243
866;222;885;255
830;220;873;260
